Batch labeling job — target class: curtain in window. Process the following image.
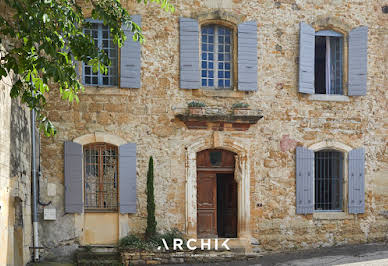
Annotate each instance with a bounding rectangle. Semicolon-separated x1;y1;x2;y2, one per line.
325;36;331;94
325;36;343;95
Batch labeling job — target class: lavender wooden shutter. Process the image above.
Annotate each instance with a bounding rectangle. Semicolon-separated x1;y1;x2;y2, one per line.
298;22;315;94
119;143;137;213
64;141;83;213
348;148;365;214
238;21;258;91
120;15;141;88
180;17;200;89
296;147;314;214
348;26;368;96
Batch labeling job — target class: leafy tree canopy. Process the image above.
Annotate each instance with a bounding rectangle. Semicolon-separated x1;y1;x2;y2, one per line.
0;0;174;136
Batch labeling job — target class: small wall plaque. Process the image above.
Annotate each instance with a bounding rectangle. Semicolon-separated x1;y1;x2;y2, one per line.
43;207;56;220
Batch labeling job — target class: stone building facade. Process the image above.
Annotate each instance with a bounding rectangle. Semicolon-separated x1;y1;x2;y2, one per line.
0;71;33;264
33;0;388;261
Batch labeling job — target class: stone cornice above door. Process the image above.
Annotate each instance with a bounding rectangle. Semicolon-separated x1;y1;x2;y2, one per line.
174;107;263;131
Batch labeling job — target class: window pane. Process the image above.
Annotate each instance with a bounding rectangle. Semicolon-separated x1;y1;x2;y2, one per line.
84;144;118;210
83;22;118;86
200;25;232;89
314;150;343;211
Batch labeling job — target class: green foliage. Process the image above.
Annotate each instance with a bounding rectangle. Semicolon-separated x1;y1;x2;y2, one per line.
145;156;157;239
187;101;206;108
232;102;249;109
119;228;186;250
151;228;185;248
0;0;174;137
119;234;155;250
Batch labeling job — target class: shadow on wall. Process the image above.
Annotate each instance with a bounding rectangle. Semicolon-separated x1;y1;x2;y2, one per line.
7;97;32;265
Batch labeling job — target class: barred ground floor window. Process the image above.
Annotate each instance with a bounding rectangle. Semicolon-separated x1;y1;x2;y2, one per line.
314;149;344;211
84;143;118;211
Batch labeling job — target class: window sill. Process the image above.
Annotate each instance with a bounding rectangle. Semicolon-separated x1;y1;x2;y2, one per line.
308;94;350;102
313;212;353;220
192;89;246;98
85;209;118;213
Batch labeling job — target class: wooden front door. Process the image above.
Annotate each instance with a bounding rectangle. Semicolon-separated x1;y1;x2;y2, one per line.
217;174;237;238
197;149;237;238
197;171;217;238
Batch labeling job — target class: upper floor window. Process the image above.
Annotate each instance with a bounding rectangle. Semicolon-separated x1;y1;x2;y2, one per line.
201;25;233;89
299;22;368;96
84;143;118;211
180;17;258;91
314;31;343;95
83;21;118;86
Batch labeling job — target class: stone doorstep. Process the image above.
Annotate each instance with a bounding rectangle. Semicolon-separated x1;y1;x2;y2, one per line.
78;244;118;253
122;249;263;265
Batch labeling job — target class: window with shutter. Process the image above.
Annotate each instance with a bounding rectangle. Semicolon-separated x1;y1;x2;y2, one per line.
64;141;83;213
119;142;137;214
180;17;257;91
83;21;118;86
84;143;118;211
314;31;343;95
314;150;344;211
80;16;141;88
296;145;365;215
201;25;233;89
121;15;141;89
299;22;368;96
348;148;365;213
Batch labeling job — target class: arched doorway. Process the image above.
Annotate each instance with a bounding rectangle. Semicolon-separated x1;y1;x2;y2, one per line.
196;149;237;238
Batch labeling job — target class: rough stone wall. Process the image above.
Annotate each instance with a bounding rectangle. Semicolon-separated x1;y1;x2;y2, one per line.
0;58;33;265
39;0;387;260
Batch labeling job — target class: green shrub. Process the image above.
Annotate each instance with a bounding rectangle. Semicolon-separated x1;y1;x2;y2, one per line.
119;234;155;250
119;228;186;251
150;228;186;248
232;102;249;109
187;101;206;108
145;156;157;239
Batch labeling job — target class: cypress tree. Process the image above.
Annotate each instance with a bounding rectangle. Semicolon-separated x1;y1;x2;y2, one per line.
145;156;157;239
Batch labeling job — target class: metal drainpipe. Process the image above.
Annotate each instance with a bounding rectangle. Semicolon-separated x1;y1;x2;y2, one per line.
31;100;39;261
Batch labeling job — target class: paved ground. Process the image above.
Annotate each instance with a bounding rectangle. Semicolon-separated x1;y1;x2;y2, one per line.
168;243;388;266
29;242;388;266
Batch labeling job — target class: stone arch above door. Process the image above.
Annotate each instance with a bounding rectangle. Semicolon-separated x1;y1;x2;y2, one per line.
185;133;251;240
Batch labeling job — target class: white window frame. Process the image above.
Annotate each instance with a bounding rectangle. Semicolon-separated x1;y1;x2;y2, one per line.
200;24;233;90
82;19;118;86
314;30;344;95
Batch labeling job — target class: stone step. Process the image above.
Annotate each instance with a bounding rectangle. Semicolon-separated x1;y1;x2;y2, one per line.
76;250;122;265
